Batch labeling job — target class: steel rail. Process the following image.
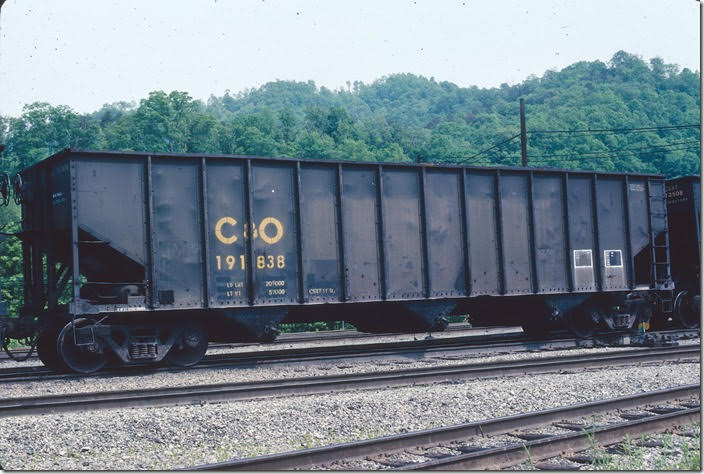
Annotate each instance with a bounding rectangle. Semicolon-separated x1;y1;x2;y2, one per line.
409;407;700;470
0;346;698;418
0;329;543;382
207;323;507;350
0;328;699;384
189;384;700;471
0;322;482;361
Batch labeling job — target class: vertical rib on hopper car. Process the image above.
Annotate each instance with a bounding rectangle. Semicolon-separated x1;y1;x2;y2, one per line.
13;149;674;372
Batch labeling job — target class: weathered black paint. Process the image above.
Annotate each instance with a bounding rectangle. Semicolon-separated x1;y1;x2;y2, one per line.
666;176;700;293
18;149;672;323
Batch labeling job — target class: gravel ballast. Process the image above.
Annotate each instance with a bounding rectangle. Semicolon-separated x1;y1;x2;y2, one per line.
0;357;699;470
0;338;698;399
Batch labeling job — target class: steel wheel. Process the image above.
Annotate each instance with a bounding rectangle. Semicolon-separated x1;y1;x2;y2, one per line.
675;291;700;329
36;323;68;372
57;319;107;374
166;321;208;367
567;304;601;338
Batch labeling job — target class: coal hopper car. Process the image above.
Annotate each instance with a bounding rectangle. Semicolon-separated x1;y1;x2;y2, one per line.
1;149;675;372
662;176;700;329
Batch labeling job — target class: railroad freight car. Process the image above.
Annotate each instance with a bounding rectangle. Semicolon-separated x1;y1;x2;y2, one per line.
662;176;700;328
1;149;676;372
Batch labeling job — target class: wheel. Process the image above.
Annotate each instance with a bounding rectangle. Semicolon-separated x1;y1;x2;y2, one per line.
567;304;601;338
675;291;700;329
57;319;108;374
166;321;208;367
36;323;67;372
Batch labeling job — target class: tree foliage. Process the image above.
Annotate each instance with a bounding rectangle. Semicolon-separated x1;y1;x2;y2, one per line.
1;51;699;176
0;51;699;315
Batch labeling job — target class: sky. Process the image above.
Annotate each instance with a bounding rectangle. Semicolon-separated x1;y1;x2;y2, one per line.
0;0;699;117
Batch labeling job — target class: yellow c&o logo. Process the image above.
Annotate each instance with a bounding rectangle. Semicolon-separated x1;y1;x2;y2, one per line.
214;216;284;245
215;217;238;244
258;217;284;245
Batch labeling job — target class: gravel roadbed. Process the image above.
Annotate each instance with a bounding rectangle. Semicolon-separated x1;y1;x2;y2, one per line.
0;357;698;470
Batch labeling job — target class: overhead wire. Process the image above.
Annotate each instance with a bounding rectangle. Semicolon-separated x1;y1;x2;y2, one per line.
455;122;700;167
529;144;699;165
527;140;701;159
528;124;700;135
460;133;521;162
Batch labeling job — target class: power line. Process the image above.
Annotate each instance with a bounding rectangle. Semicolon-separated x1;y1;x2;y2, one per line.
455;123;699;165
461;133;520;161
527;140;701;159
529;144;699;164
528;124;700;135
460;143;699;168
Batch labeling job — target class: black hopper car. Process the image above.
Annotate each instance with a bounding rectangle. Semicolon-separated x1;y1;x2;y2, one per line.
0;149;699;372
661;176;700;329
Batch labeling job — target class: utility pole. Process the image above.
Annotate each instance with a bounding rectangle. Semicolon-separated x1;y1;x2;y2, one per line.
519;98;528;167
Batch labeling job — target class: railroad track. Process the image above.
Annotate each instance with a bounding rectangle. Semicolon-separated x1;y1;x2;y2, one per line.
0;322;486;361
0;345;698;418
0;328;698;384
190;384;700;470
0;327;525;382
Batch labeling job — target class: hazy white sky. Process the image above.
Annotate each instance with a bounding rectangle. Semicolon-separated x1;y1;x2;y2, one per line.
0;0;699;117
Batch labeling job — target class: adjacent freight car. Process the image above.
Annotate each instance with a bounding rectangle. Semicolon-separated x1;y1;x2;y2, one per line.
662;176;700;328
0;149;680;372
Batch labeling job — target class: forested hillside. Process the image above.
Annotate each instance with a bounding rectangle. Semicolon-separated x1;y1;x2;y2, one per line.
1;51;700;177
0;50;700;314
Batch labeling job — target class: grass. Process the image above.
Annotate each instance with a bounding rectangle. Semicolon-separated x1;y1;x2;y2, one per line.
589;424;700;470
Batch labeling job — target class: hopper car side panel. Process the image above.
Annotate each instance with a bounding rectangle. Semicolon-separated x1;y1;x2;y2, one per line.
25;151;671;314
299;164;342;304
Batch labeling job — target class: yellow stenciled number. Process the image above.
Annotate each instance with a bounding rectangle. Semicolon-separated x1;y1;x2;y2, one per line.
215;217;238;244
257;255;266;269
226;255;236;270
258;217;284;245
277;255;285;268
266;255;275;269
